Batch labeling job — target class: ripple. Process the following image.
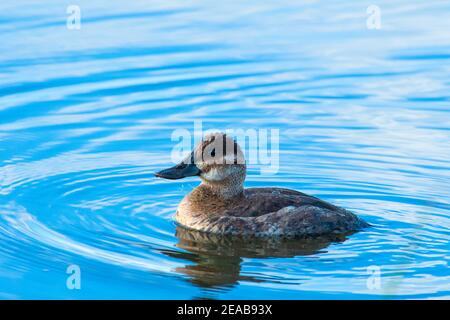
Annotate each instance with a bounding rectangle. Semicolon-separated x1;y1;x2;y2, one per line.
1;0;450;299
0;202;184;272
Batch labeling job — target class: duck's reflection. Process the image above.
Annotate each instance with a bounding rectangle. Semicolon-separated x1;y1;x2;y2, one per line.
161;226;352;290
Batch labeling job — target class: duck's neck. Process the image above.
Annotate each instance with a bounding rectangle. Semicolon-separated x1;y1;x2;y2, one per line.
200;181;244;200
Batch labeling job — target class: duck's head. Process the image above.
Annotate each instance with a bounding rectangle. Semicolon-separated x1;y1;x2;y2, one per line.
155;132;246;197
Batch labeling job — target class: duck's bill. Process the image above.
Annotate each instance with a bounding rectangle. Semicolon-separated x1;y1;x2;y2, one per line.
155;162;201;180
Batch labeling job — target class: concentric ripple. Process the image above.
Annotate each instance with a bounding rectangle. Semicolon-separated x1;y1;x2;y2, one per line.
1;0;450;299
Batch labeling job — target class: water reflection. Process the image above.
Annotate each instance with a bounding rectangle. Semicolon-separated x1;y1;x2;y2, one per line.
162;226;353;289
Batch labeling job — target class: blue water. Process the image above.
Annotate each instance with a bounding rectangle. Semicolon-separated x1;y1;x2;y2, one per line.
1;0;450;299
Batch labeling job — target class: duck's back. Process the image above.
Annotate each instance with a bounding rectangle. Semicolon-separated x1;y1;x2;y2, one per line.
176;186;368;237
242;187;340;216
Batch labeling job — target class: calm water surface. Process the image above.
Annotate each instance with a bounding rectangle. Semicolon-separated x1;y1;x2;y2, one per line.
0;1;449;299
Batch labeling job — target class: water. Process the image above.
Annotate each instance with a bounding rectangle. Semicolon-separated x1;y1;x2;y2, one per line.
1;0;449;299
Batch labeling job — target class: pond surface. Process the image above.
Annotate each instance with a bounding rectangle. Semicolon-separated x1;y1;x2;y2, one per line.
0;0;449;299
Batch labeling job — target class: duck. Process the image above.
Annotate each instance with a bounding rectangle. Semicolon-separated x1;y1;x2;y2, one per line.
155;132;369;237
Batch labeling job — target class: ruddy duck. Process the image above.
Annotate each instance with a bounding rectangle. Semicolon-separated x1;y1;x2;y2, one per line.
155;132;368;237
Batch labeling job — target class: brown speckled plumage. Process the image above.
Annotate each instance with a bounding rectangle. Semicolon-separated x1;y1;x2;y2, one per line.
176;186;368;237
157;132;369;238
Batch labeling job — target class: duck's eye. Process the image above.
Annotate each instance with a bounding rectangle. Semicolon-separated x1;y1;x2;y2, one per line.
211;149;216;157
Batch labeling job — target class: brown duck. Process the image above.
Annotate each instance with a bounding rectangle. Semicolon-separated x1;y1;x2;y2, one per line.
155;132;368;237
